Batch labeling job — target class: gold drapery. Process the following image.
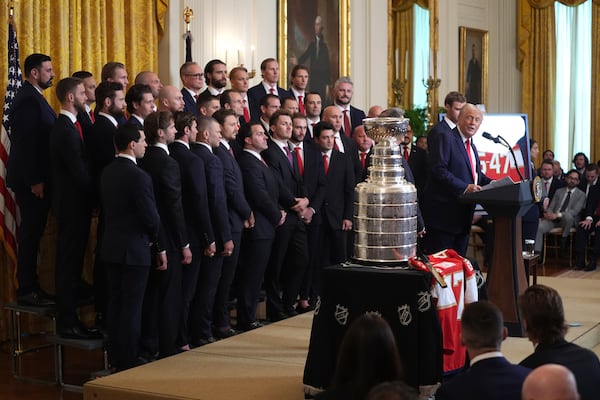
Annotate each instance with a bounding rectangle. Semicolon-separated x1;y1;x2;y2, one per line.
389;0;429;109
518;0;599;162
0;0;167;341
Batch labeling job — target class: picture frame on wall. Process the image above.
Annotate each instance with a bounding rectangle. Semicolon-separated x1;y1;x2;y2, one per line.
277;0;349;103
459;26;488;107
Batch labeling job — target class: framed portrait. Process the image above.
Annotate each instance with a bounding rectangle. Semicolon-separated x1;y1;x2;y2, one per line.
459;26;488;106
277;0;350;103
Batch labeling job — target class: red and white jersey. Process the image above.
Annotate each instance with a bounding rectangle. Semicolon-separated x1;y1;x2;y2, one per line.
409;249;478;373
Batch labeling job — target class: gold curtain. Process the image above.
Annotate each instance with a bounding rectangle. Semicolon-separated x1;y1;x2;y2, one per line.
518;0;599;163
0;0;167;341
389;0;429;109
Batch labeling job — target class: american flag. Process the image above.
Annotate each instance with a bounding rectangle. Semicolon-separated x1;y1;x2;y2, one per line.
0;15;22;266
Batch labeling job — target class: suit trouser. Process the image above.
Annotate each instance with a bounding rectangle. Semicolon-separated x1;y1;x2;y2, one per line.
177;245;202;347
93;213;108;318
574;222;600;258
55;207;91;329
236;235;273;329
14;189;50;295
213;230;242;329
535;216;576;252
190;253;223;341
106;262;149;371
265;219;308;317
299;222;321;301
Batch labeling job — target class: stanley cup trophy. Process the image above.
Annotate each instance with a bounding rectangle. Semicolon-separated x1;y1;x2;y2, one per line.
353;117;418;264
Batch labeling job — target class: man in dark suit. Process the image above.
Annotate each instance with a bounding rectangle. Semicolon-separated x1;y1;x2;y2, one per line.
539;159;566;209
262;111;310;320
236;122;296;330
170;111;216;350
138;111;192;358
247;58;289;121
99;62;129;126
295;16;330;101
321;105;356;155
290;113;326;311
518;285;600;400
574;184;600;270
427;91;466;150
7;53;57;306
352;125;372;183
124;84;155;130
71;70;97;137
577;163;598;198
212;109;253;338
100;125;164;371
331;76;365;137
435;301;531;400
86;81;125;324
422;104;492;256
49;77;99;339
190;115;234;345
287;65;309;115
305;92;322;141
202;59;227;97
256;94;281;135
179;61;205;116
314;121;355;266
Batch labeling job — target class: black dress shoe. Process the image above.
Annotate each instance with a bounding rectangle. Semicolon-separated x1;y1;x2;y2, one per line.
238;321;263;332
194;336;217;346
285;309;299;317
268;311;289;322
17;291;55;307
58;324;103;340
214;327;238;339
584;261;597;271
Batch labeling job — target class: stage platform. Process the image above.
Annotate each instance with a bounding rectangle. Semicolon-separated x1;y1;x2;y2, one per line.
83;276;600;400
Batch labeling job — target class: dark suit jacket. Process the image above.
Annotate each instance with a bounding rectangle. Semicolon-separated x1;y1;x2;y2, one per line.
191;143;232;246
6;81;57;192
581;184;600;220
435;356;530;400
295;142;327;225
138;145;188;252
169;141;215;248
321;150;355;230
181;88;200;117
247;83;290;121
125;115;144;130
237;151;295;240
77;109;94;143
262;139;305;199
99;156;160;266
423;128;491;235
86;114;118;204
427;118;454;152
49;114;92;218
337;105;366;136
407;144;428;199
519;339;600;400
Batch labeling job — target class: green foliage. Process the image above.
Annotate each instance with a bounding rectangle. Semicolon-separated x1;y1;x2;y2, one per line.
404;107;428;138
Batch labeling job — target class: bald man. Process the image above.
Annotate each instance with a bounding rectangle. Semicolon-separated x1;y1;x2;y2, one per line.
522;364;580;400
157;85;185;113
367;105;383;118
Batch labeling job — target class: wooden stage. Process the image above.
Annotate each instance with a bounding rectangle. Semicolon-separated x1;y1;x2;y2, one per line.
83;276;600;400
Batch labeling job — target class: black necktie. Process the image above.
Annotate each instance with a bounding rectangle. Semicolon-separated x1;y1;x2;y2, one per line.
559;191;571;212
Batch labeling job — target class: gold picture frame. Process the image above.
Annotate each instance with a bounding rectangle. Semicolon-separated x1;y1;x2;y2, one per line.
459;26;488;106
277;0;350;103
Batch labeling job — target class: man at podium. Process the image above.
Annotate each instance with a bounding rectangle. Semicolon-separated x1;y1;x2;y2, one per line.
423;104;492;256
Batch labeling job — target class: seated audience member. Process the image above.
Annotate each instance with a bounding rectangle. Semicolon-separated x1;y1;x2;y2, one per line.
574;183;600;271
316;313;405;400
572;152;589;179
518;285;600;400
578;163;598;197
366;381;419;400
539;159;566;208
553;160;566;181
542;149;555;161
522;364;580;400
534;170;585;254
434;301;530;400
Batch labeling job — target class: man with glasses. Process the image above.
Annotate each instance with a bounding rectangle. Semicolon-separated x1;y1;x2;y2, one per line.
179;61;205;116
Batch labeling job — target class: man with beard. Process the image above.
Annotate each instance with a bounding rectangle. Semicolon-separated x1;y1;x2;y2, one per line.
86;81;126;325
50;77;100;339
71;70;97;133
7;53;57;306
202;59;227;97
332;76;365;137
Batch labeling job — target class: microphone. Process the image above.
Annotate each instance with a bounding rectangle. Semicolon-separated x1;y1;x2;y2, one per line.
482;132;501;143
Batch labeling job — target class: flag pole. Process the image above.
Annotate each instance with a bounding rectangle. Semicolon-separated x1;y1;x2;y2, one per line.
183;6;194;62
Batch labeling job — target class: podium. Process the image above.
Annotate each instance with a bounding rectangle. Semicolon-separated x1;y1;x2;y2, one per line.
460;179;533;336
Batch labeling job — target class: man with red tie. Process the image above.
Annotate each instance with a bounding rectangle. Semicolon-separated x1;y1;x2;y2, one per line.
305;91;322;140
289;65;309;115
229;66;251;124
332;76;366;137
50;77;100;339
71;70;97;135
247;58;290;121
422;104;492;256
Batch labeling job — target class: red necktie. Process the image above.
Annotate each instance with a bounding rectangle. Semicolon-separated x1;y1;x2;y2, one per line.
75;120;83;141
403;145;409;161
269;87;275;95
343;109;351;137
323;154;329;175
360;152;367;169
333;137;340;152
465;138;476;183
295;146;304;176
298;95;305;115
89;110;95;123
242;99;250;122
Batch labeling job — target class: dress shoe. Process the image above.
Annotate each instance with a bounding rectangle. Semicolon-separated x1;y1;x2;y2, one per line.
238;321;263;332
285;309;299;317
214;327;238;339
268;311;289;322
297;304;315;313
17;290;55;307
194;336;217;347
584;260;597;271
58;324;103;340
